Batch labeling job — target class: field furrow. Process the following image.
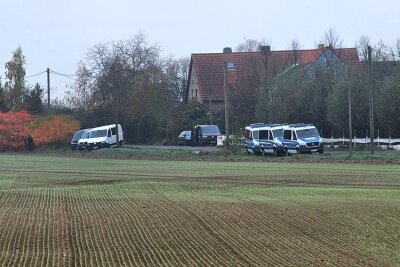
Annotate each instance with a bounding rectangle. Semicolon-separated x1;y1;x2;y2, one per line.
0;155;399;266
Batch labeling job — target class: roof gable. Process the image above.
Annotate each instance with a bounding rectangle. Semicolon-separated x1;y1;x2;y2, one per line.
187;47;360;102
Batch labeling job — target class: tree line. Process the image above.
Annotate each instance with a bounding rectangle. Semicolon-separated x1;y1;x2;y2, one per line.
229;31;400;139
1;30;400;144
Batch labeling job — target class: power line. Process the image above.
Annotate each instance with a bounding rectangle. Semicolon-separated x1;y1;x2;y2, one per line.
49;70;78;82
26;71;47;79
49;70;76;77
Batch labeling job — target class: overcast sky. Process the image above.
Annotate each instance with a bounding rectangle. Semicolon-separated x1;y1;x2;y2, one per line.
1;0;399;99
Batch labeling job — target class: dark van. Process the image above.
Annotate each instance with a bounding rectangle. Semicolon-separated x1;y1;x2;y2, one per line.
193;125;221;146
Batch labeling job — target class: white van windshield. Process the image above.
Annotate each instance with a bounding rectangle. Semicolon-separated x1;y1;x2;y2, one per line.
72;131;84;139
81;131;90;139
91;130;108;138
296;128;320;139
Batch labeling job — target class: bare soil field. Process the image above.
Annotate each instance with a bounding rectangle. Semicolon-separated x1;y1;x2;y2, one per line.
0;154;399;266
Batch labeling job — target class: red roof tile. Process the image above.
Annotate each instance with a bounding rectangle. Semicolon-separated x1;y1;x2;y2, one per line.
189;47;360;101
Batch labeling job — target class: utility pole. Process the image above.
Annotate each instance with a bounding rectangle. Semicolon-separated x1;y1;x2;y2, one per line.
223;62;229;136
47;68;50;110
348;69;352;156
368;46;374;154
113;69;120;146
209;88;212;124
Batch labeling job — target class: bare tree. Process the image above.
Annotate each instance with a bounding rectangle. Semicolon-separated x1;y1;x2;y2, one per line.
289;38;302;65
395;38;400;60
235;38;269;52
64;61;96;110
163;56;190;102
356;35;370;61
320;28;342;48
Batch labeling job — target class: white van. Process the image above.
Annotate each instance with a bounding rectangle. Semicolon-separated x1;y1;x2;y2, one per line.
87;124;124;150
77;130;92;151
282;123;324;154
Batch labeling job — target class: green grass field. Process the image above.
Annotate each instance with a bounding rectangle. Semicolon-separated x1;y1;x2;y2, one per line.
0;154;399;266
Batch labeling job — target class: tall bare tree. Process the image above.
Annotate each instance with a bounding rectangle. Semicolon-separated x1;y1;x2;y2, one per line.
356;35;370;61
320;28;342;48
163;56;190;102
289;38;302;65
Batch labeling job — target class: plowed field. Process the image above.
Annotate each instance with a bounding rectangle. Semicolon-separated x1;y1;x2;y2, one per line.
0;155;399;266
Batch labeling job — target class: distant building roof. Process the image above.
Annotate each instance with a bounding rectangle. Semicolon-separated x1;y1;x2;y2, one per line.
187;46;360;102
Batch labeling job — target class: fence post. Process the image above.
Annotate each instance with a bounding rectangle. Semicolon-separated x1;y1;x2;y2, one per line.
377;129;380;147
342;129;345;147
354;129;356;148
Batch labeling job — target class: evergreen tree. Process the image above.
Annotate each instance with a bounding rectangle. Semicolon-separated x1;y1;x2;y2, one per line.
25;83;44;114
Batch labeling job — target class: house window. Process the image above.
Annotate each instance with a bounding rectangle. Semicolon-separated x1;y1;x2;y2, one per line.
325;58;332;68
192;88;198;99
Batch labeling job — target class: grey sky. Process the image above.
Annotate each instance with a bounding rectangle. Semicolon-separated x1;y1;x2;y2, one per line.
1;0;399;99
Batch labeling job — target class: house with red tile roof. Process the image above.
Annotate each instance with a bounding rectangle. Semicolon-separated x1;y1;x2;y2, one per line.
185;45;360;114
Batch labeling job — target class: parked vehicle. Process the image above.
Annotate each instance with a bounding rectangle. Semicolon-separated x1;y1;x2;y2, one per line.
244;123;286;156
193;125;221;146
71;129;91;150
178;131;192;146
282;123;324;155
87;124;124;150
77;130;92;151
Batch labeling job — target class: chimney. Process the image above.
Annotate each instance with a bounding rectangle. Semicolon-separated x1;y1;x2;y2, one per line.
223;47;232;53
260;45;271;54
318;44;325;49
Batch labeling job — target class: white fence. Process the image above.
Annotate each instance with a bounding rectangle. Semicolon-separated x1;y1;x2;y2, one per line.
218;135;400;150
323;137;400;150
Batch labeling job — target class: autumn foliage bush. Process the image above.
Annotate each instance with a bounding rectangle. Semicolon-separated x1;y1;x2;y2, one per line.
0;110;35;151
0;111;80;151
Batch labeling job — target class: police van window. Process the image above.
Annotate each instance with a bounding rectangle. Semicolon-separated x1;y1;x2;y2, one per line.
111;127;116;135
253;130;259;140
245;129;251;139
259;130;268;140
283;130;291;140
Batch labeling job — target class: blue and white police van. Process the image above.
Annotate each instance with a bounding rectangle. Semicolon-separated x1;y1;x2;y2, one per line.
244;123;286;156
282;123;324;155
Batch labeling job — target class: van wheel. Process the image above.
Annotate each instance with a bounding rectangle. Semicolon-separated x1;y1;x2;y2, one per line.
284;148;289;156
273;149;278;157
